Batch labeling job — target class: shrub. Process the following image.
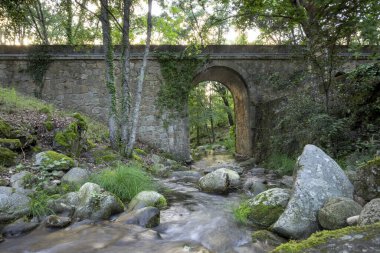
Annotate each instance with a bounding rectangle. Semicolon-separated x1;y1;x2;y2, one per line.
265;153;295;176
89;163;156;202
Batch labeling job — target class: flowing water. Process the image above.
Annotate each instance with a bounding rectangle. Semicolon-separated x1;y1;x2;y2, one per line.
0;154;269;253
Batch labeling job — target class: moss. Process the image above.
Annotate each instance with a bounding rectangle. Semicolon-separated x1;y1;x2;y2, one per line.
134;148;147;156
40;150;75;170
250;203;285;228
0;138;22;150
234;201;252;224
271;222;380;253
0;119;12;138
92;149;121;165
361;156;380;168
156;196;168;209
0;147;17;166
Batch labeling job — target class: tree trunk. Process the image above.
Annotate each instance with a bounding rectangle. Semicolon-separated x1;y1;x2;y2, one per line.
64;0;74;45
126;0;153;156
100;0;118;149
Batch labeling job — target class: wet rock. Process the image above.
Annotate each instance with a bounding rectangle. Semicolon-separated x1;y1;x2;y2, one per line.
347;215;360;226
252;230;287;247
170;170;202;183
128;191;167;211
116;207;160;228
35;151;75;171
206;164;244;175
198;168;240;193
62;167;90;183
243;177;267;196
272;145;354;239
358;198;380;225
10;171;33;189
280;176;294;188
50;182;124;220
45;215;71;228
318;197;363;230
352;157;380;202
2;218;39;237
244;188;291;228
0;186;30;222
250;167;266;176
238;158;256;169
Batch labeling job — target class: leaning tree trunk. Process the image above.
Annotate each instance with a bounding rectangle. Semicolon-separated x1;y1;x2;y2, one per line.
126;0;153;156
120;0;132;155
100;0;118;149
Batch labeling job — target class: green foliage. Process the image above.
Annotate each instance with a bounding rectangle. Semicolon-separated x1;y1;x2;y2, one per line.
156;46;207;117
28;191;55;218
0;147;17;166
265;154;295;176
0;88;54;112
27;46;52;98
233;201;251;225
272;222;380;253
39;151;75;170
92;148;121;165
89;163;156;202
0;119;12;138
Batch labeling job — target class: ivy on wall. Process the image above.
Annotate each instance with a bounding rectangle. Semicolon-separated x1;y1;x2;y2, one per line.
27;46;52;99
156;46;208;118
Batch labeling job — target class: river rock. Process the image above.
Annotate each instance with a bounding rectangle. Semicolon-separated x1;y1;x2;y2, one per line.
347;215;360;226
352;157;380;202
245;188;290;228
62;167;90;183
358;198;380;225
2;218;39;237
116;207;160;228
10;171;33;189
199;168;240;194
0;186;30;222
272;145;354;239
128;191;167;211
252;230;287;247
243;177;267;196
35;151;75;171
170;170;202;183
318;197;363;230
45;215;71;228
51;182;124;220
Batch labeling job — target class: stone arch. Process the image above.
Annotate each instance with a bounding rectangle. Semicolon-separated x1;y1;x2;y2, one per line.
192;65;252;158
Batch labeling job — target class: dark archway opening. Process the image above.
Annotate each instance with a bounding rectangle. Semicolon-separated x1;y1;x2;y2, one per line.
189;81;235;156
191;66;252;159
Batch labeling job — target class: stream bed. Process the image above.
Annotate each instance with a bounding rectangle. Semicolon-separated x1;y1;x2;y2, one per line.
0;154;269;253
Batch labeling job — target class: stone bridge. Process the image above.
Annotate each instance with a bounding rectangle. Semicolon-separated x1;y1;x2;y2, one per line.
0;45;376;160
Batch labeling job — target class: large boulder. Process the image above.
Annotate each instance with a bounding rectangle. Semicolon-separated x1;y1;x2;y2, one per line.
358;198;380;225
199;168;240;193
240;188;290;228
35;151;75;171
352;157;380;202
62;167;90;183
50;182;124;220
272;145;354;239
116;207;160;228
128;191;167;211
318;197;363;230
0;187;30;222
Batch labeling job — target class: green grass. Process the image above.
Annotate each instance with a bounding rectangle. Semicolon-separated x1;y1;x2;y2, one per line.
0;88;53;112
28;191;55;218
265;153;295;176
89;163;157;202
233;201;251;225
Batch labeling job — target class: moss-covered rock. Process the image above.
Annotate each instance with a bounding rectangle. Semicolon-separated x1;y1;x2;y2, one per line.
353;157;380;202
0;119;12;138
271;222;380;253
0;147;17;166
54;113;89;157
252;230;287;247
35;151;75;171
128;191;167;211
238;188;290;228
318;197;363;230
0;138;22;150
92;148;121;165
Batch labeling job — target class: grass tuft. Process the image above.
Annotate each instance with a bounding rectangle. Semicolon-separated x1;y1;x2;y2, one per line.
89;163;156;202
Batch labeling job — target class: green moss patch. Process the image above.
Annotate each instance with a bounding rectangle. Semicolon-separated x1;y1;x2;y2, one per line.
38;150;74;171
271;222;380;253
0;138;22;150
0;147;17;166
0;119;12;138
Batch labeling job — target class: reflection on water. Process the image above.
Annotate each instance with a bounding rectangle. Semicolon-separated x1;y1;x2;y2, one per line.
0;154;269;253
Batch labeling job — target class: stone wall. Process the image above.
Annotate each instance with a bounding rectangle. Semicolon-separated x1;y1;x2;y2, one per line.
0;45;377;160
